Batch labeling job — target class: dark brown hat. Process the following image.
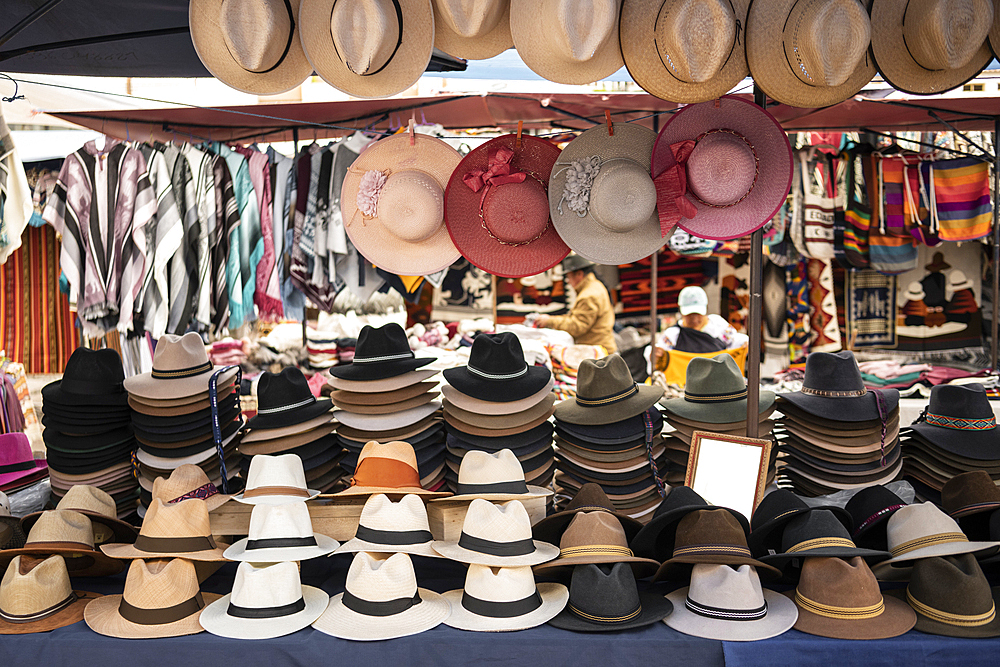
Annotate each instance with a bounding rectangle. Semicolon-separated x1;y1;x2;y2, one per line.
654;509;780;581
532;483;644;545
942;471;1000;519
534;512;658;576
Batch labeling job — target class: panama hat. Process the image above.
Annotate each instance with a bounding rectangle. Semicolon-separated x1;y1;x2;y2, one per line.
445;135;569;278
189;0;312;94
224;502;338;562
336;494;439;557
233;453;319;505
330;323;434;381
660;354;775;424
20;485;137;546
870;0;993;95
747;0;875;108
41;347;128;408
908;384;998;459
666;563;797;640
778;351;899;422
339;133;461;276
336;440;451;498
85;558;221;639
146;464;231;512
328;368;438;393
300;0;434;98
432;0;512;59
438;449;552;502
313;552;450;641
509;0;624;84
0;555;100;634
124;332;238;401
433;499;559;566
549;123;667;265
444;332;553;402
903;282;926;301
549;562;671;632
652;96;793;241
0;510;124;578
443;564;567;632
656;509;780;581
245;367;332;431
554;355;663;426
100;499;228;561
534;511;658;575
200;561;328;639
533;483;644;545
620;0;750;104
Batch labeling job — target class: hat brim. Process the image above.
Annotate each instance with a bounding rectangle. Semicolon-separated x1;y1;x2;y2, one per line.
656;556;781;581
0;460;48;488
535;555;659;578
548;589;672;632
242;413;337;444
0;547;124;578
760;546;890;568
85;592;222;639
0;590;102;634
100;540;230;562
40;416;126;437
906;423;1000;461
432;539;560;567
123;366;238;401
443;394;555;430
199;586;328;639
42;379;129;407
239;424;338;457
873;541;1000;576
129;389;236;422
440;378;555;415
333;485;451;499
339;416;441;444
660;392;776;424
311;588;450;641
223;534;339;562
437;485;553;504
787;589;916;639
445;420;554;449
232;489;321;506
658;406;772;432
335;402;441;432
20;512;137;547
328;369;439;393
329;357;435;382
334;536;443;558
747;505;854;557
631;503;751;561
244;397;333;431
335;391;438;416
443;409;552;438
533;509;644;546
135;432;239;468
442;582;567;632
443;364;553;404
331;381;436;408
665;587;797;641
433;0;512;59
884;587;1000;638
777;390;900;423
554;386;664;426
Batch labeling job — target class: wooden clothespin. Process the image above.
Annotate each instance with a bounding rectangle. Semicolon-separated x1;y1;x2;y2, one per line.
408;118;415;146
605;110;613;136
516;120;523;149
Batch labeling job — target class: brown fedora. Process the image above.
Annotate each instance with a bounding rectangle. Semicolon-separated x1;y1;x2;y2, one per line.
334;391;437;416
100;499;228;561
654;509;780;581
19;485;137;546
942;470;1000;519
533;483;645;545
149;464;232;512
0;510;124;578
554;355;663;426
0;555;101;634
533;511;658;576
330;381;436;408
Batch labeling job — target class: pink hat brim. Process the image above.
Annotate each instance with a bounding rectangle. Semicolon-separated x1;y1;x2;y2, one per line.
0;459;48;487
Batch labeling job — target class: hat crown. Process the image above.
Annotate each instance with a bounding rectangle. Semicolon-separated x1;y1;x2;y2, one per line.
58;347;125;395
462;498;534;543
907;554;995;619
26;510;94;549
230;561;304;610
356;440;421;478
548;0;619;63
244;453;309;496
379;170;445;242
466;332;529;379
926;383;995;423
255;367;315;414
902;0;992;71
575;354;636;404
750;489;808;532
783;0;870;87
560;511;629;550
247;501;316;542
678;285;709;314
568;562;641;618
358;493;430;532
458;449;527;486
684;354;747;399
219;0;292;73
942;471;1000;515
0;555;73;618
589;159;657;233
688;563;766;612
948;270;970;287
845;484;905;535
674;508;749;554
797;556;883;609
140;499;212;540
564;483;615;513
885;502;967;553
123;558;200;609
150;332;212;379
686;130;757;206
654;0;736;84
55;485;116;520
353;323;415;365
435;0;505;37
802;350;866;394
464;563;538;602
330;0;401;76
0;433;33;468
652;485;708;519
152;464;214;504
779;509;854;552
482;178;550;243
345;552;418;602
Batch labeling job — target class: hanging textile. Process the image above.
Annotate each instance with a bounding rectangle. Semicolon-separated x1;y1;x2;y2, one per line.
786;258;812;367
845;268;897;348
0;110;32;264
924;157;992;241
210;157;240;335
806;258;841;352
137;144;184;338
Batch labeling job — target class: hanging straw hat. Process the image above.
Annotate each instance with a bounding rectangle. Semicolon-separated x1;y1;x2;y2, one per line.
300;0;434;98
620;0;750;103
123;332;238;401
233;453;320;505
870;0;994;95
20;485;137;546
339;133;462;276
148;464;232;512
443;564;568;631
0;510;124;578
224;502;339;562
0;555;101;634
432;0;513;59
432;499;559;566
336;494;440;557
100;499;229;561
189;0;313;95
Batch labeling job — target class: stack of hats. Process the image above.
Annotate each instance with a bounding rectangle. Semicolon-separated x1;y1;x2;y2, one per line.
20;485;137;549
329;323;446;492
0;552;102;636
0;491;22;549
553;354;666;523
241;368;344;494
775;351;902;496
658;355;777;487
40;348;133;516
901;383;1000;503
126;332;243;515
442;332;556;494
0;433;46;496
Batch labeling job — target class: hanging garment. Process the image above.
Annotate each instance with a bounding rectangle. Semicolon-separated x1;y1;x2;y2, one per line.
267;147;293;317
137;144;184;338
211;157;240;335
157;143;199;335
234;145;281;319
179;143;217;329
842;144;872;269
0;111;32;264
925;157;992;241
798;148;835;259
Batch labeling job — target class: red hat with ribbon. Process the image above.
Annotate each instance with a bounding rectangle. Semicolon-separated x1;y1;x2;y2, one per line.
652;96;793;242
445;134;569;278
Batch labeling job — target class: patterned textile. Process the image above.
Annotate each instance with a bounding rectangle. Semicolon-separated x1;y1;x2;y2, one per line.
178;143;217;329
926;157;992;241
868;228;918;276
211;157;240;335
878;154;927;238
136;145;183;338
0;111;32;264
234;145;281;319
159;144;199;335
846;269;897;348
617;253;704;316
842;146;872;268
786;259;811;367
807;258;841;352
798;149;835;259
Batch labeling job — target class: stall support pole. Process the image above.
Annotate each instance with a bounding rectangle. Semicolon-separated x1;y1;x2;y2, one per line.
745;87;768;439
650;250;658;350
992;117;999;373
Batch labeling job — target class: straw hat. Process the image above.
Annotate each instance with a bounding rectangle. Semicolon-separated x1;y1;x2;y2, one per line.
100;499;228;561
20;485;137;546
444;135;570;278
534;511;658;575
746;0;875;108
124;332;238;401
336;494;440;557
149;464;231;512
870;0;994;95
200;561;329;639
189;0;312;95
549;123;667;265
620;0;750;103
432;0;513;59
224;502;339;562
432;499;559;566
312;552;450;641
509;0;624;84
438;449;553;502
300;0;434;98
992;0;1000;58
85;558;221;638
0;510;124;578
0;555;101;634
233;453;320;505
554;355;663;426
336;440;451;498
443;564;568;631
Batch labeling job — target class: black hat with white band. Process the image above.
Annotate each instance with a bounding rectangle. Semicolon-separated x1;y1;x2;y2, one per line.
443;332;552;402
329;323;433;382
245;368;333;432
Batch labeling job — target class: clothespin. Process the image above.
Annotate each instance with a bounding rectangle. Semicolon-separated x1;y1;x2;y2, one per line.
408;118;415;146
714;98;721;108
605;110;613;136
516;120;523;149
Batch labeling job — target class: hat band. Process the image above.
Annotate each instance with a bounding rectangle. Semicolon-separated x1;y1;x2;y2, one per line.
672;543;752;558
466;364;528;381
133;534;217;554
170;483;220;504
227;597;306;619
785;536;858;554
24;540;94;551
799;387;868;398
684;388;749;404
60;377;123;395
569;601;642;624
461;590;542;619
0;592;77;624
906;589;996;627
890;532;968;558
151;361;213;380
951;502;1000;518
456;480;529;496
351;351;415;365
794;590;884;620
685;596;767;622
458;532;535;557
854;505;906;536
464;144;550;247
118;592;205;625
559;544;634;559
242;486;311;499
924;412;997;431
354;525;433;546
0;460;35;474
576;384;639;408
342;590;421;617
351;457;422;490
245;536;318;551
256;395;317;415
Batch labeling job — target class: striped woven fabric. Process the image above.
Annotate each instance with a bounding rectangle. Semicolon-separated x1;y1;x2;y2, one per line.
927;157;992;241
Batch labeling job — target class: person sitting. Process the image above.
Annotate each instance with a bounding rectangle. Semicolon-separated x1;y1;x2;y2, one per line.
535;255;617;354
648;286;748;373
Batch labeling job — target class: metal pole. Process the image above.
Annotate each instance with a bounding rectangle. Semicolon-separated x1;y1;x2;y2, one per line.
992;117;999;372
746;88;768;439
650;250;658;351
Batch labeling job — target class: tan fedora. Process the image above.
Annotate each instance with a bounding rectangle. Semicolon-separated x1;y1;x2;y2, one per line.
439;449;553;502
241;413;337;444
85;558;221;638
510;0;624;84
20;485;137;546
330;381;436;408
100;499;228;561
239;423;337;456
335;441;452;498
534;511;658;575
127;386;234;417
334;391;437;416
621;0;750;103
432;499;559;566
336;493;440;557
0;510;124;578
189;0;312;94
327;369;438;394
150;464;232;512
127;382;233;409
441;377;554;416
747;0;875;108
0;555;101;634
870;0;993;95
443;394;556;430
300;0;434;99
336;414;439;443
124;333;238;401
432;0;513;59
444;408;553;437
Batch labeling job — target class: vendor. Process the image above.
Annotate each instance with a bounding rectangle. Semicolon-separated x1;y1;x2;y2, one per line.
650;286;747;369
536;255;617;353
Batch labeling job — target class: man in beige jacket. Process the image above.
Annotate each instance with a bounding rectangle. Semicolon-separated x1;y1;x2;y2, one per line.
536;255;617;353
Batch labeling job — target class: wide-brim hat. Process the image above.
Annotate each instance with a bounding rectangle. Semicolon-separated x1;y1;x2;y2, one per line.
554;355;663;426
620;0;750;104
329;356;434;383
445;134;569;278
432;499;559;566
907;384;998;459
666;586;797;641
444;409;552;438
659;353;775;423
549;587;670;633
778;351;900;422
444;395;555;431
327;369;438;393
443;581;567;632
241;413;337;444
314;587;449;641
20;504;137;547
534;511;659;576
340;391;437;416
123;333;238;401
330;381;435;409
0;589;102;634
441;377;554;415
443;332;554;402
128;388;236;419
446;419;554;450
549;123;666;265
335;401;441;434
432;0;512;59
759;509;890;567
238;423;337;457
533;483;644;545
135;430;240;469
223;533;338;563
651;96;792;241
338;133;461;276
748;488;853;557
100;499;229;561
245;367;333;431
0;510;125;579
40;347;128;408
557;408;663;445
631;485;750;560
334;440;452;499
340;416;441;445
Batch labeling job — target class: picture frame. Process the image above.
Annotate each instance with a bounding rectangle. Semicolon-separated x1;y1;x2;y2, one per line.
684;431;772;522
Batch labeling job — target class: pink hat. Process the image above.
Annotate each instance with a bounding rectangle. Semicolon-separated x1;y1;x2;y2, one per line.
652;96;792;241
0;433;47;488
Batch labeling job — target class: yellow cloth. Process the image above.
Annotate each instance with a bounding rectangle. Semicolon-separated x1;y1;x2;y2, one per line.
657;347;748;387
545;273;617;353
398;274;424;293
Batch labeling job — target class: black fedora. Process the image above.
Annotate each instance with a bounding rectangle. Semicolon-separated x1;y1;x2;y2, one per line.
748;489;853;558
42;427;135;454
778;351;899;422
328;323;432;381
844;484;907;551
129;394;239;429
41;348;129;408
760;509;890;567
908;384;998;459
547;563;673;632
40;415;129;436
533;483;645;545
443;332;551;402
245;367;332;431
631;485;750;561
444;420;554;450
